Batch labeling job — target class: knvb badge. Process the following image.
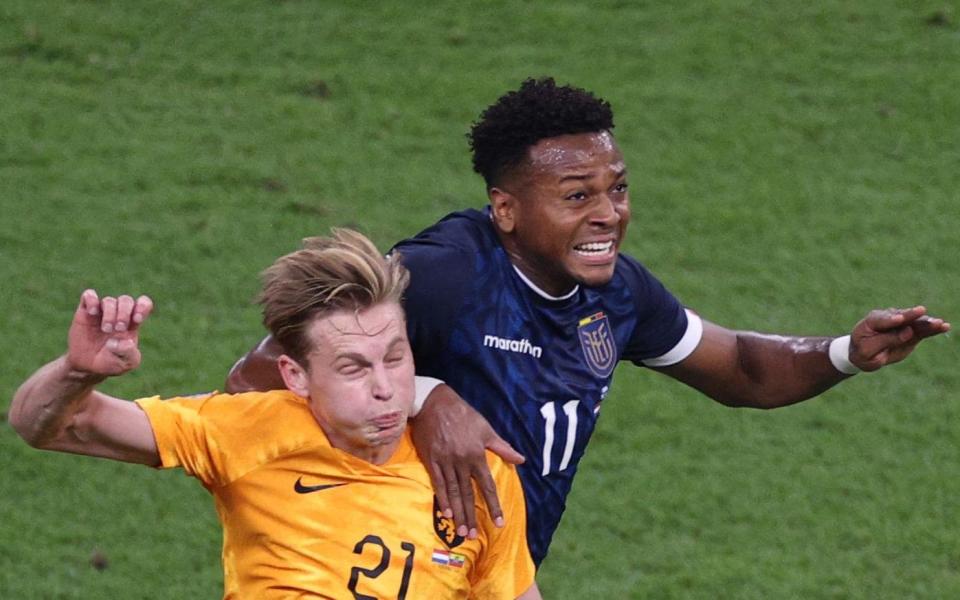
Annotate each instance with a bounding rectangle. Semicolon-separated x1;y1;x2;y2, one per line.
577;312;616;378
433;497;464;549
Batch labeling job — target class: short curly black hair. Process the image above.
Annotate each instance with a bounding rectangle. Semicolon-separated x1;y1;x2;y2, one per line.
468;77;615;188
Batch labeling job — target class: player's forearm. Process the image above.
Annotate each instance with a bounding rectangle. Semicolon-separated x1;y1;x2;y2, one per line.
722;332;849;408
9;356;105;448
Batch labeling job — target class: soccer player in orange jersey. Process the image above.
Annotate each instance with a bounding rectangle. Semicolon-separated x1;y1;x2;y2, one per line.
10;229;540;599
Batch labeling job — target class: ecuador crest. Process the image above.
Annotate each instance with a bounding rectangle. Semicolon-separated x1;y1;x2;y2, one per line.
577;311;616;378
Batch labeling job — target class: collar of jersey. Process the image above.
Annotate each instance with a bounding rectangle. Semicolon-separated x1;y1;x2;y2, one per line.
512;265;579;301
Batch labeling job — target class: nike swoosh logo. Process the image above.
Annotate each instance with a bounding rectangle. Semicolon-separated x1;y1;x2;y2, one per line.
294;477;349;494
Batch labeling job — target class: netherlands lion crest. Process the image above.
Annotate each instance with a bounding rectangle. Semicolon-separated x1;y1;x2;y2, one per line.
577;312;616;378
433;496;464;549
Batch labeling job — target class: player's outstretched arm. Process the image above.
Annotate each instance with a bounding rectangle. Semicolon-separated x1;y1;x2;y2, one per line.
9;289;160;464
225;334;286;393
410;384;525;538
659;306;950;409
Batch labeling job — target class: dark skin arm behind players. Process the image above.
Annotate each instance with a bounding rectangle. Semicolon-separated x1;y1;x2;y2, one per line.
227;306;950;538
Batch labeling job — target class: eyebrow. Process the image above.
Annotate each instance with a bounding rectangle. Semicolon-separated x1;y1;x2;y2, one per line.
333;336;407;362
558;166;628;183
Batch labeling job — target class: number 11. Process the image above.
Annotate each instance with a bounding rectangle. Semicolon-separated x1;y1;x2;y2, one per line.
540;400;579;476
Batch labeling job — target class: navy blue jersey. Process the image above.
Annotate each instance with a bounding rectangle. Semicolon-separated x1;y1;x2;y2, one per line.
393;208;697;566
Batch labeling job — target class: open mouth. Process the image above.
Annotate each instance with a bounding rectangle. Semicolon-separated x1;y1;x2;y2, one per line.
573;240;615;257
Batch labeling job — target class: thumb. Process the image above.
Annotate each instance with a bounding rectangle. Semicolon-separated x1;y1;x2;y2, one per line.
485;433;525;465
106;338;141;367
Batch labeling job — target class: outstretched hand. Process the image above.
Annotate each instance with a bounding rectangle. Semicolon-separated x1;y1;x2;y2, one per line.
849;306;950;372
410;384;525;539
67;289;154;377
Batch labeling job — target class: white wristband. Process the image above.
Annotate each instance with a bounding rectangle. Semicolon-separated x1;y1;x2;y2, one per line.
828;335;861;375
411;376;445;417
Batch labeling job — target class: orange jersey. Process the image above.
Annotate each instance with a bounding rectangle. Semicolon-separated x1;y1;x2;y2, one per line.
136;390;534;599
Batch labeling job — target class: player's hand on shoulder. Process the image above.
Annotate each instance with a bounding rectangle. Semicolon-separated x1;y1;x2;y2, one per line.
67;289;154;377
410;384;524;539
849;305;950;371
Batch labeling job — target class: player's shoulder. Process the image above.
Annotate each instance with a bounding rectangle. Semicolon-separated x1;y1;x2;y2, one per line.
391;208;495;259
608;251;673;299
613;251;655;280
154;390;312;435
393;209;496;323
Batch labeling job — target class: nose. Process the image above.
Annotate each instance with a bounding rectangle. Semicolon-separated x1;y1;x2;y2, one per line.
370;364;394;402
590;194;622;227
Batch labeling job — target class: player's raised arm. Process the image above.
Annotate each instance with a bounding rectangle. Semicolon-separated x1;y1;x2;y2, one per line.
9;289;160;464
659;306;950;408
225;334;286;392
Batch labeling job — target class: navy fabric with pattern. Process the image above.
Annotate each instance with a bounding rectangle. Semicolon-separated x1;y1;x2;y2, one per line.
393;208;689;566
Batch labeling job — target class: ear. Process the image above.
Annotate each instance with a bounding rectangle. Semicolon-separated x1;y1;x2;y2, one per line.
278;354;310;398
489;187;516;233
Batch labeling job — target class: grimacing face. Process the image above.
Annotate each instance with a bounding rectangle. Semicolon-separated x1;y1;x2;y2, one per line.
279;302;415;464
491;131;630;296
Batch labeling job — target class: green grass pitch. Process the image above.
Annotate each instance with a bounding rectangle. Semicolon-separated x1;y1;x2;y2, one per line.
1;1;958;598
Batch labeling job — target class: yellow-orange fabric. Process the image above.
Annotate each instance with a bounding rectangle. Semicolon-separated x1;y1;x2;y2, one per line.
136;390;534;599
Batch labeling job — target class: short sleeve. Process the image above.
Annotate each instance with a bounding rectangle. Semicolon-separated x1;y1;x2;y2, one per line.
616;255;698;365
469;456;537;599
136;393;228;486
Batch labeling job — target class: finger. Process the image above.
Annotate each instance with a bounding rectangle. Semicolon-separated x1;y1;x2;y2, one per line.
114;295;135;332
79;289;100;317
105;338;142;371
131;295;154;327
455;466;478;539
865;306;925;332
106;337;136;357
429;462;452;519
486;435;525;465
474;462;505;527
911;316;951;339
856;328;913;361
100;296;118;333
441;462;466;533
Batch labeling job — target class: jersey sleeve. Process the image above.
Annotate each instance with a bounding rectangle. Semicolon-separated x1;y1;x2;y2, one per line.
135;391;300;488
617;255;701;366
391;237;474;379
468;455;537;599
135;393;232;487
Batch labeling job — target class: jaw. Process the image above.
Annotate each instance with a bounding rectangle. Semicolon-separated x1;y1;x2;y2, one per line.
567;243;618;287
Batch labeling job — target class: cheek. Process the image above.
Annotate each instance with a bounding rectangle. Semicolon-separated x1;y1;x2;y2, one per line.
617;203;631;226
316;381;367;420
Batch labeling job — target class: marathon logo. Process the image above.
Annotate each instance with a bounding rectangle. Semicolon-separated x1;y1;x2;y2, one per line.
483;334;543;359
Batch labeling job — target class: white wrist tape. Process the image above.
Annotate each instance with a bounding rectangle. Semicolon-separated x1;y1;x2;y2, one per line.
828;335;861;375
411;376;445;417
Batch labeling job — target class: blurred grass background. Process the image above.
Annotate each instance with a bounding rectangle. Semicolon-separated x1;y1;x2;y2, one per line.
1;1;957;597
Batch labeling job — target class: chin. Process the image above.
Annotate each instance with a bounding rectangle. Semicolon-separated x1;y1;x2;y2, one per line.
576;268;616;288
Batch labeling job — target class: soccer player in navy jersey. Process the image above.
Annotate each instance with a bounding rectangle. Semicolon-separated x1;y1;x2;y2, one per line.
227;78;950;568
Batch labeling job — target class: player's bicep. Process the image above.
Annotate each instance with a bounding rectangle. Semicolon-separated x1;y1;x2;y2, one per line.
53;391;160;465
654;320;749;403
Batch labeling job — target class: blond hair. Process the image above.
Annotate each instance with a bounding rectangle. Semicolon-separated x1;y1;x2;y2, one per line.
259;228;409;363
